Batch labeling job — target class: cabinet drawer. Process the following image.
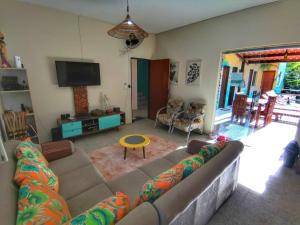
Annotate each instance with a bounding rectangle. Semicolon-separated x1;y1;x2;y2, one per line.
62;128;82;139
99;114;121;130
62;121;82;132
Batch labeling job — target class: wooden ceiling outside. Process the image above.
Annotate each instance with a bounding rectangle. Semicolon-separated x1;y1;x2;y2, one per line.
238;48;300;64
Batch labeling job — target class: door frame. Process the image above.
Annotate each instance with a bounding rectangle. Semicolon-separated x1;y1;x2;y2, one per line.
219;66;230;108
130;57;151;120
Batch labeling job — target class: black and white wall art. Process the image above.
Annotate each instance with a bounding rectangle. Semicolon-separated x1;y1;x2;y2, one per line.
170;61;179;85
186;59;201;85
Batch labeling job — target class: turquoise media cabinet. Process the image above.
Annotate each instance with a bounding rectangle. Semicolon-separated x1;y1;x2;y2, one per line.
55;112;125;141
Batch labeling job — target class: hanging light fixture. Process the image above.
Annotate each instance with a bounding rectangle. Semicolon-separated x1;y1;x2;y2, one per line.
107;0;148;40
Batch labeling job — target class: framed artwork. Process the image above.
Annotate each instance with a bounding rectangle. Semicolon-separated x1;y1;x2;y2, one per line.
186;59;201;86
170;61;179;85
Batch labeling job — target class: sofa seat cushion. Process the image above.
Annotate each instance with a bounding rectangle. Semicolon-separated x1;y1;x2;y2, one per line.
64;192;130;225
107;169;151;208
139;158;175;178
116;202;159;225
49;149;91;176
0;161;19;225
59;164;105;200
163;149;190;164
14;159;59;192
67;183;114;217
17;179;71;225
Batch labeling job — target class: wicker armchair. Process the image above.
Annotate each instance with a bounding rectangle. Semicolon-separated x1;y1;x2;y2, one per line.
171;100;206;142
155;98;184;132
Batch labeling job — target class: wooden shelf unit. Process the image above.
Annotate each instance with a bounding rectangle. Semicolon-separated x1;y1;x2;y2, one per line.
0;68;39;143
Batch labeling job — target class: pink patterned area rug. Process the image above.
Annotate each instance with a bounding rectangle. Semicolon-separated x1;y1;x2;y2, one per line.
88;135;180;182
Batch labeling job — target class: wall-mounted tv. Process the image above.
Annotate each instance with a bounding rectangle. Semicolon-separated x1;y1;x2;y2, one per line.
55;61;101;87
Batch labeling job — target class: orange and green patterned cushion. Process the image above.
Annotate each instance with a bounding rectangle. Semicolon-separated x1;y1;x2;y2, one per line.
14;159;59;192
16;140;48;166
198;141;226;162
64;192;130;225
16;179;71;225
135;164;184;206
178;154;204;179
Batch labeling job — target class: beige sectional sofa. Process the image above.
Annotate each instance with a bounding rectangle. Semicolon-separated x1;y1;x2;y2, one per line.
0;139;243;225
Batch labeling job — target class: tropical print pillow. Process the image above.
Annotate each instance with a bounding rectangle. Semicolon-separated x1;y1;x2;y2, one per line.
64;192;130;225
178;154;204;179
198;141;226;162
16;179;71;225
14;159;59;192
135;164;184;207
16;140;48;166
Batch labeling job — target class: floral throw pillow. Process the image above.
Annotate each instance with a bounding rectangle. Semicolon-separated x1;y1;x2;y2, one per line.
14;159;59;192
64;192;130;225
16;179;71;225
135;164;184;207
198;141;226;162
16;140;48;166
178;154;204;179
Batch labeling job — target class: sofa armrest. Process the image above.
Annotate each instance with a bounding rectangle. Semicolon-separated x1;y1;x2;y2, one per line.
187;140;209;154
41;140;74;162
116;202;159;225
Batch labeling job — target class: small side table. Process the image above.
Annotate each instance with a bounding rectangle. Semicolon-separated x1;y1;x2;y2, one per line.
119;134;150;160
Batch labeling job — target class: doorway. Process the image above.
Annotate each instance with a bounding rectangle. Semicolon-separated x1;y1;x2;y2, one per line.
261;70;276;94
131;58;150;122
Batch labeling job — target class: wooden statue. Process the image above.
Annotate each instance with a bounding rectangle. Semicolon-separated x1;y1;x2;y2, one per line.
0;32;11;68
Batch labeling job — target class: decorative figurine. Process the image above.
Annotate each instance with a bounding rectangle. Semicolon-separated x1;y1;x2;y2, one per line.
0;32;11;68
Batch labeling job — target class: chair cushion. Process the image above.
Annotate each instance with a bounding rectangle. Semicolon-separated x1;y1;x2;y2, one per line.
198;141;226;162
67;183;114;217
15;140;48;166
59;164;105;200
166;98;184;115
49;149;91;176
64;192;130;225
16;179;71;225
107;169;151;208
139;158;175;178
173;117;204;132
163;149;190;164
157;113;172;125
14;159;59;192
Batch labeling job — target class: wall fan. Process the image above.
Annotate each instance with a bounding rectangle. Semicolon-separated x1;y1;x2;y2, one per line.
125;34;143;49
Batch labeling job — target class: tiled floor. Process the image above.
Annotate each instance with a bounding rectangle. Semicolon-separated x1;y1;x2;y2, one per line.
74;119;209;152
75;119;300;225
208;122;300;225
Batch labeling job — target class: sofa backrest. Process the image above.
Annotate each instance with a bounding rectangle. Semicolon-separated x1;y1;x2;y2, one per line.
153;141;243;225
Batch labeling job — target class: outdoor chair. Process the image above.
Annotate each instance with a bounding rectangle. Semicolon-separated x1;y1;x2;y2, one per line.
231;94;248;124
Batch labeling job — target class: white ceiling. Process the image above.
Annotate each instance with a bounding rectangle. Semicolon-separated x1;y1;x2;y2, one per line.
19;0;278;33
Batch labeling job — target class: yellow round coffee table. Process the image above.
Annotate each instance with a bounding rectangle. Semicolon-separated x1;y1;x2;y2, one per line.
119;134;150;160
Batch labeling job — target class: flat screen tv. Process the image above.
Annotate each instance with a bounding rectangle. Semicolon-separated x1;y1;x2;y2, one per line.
55;61;100;87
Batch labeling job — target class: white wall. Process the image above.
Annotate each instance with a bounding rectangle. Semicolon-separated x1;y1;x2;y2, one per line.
155;0;300;133
0;0;156;142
